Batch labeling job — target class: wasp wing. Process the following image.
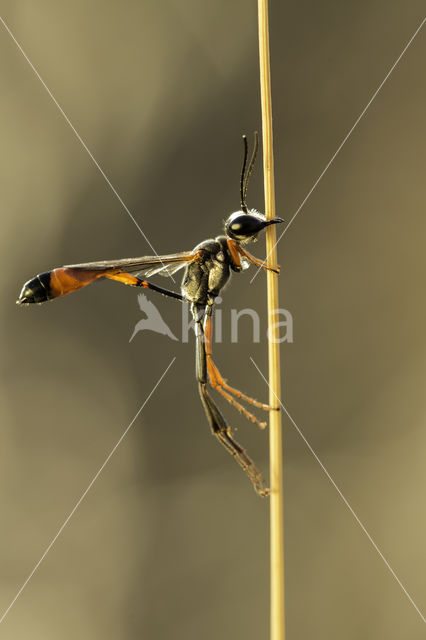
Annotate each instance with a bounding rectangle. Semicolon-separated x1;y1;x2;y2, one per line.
65;251;196;273
141;262;190;277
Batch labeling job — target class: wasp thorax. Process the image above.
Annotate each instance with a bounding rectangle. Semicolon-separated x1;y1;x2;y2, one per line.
224;210;284;243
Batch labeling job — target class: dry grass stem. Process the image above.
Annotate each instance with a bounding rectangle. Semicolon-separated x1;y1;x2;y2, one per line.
257;1;285;639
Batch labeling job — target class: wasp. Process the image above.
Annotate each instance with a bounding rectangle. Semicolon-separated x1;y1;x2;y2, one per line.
17;134;283;496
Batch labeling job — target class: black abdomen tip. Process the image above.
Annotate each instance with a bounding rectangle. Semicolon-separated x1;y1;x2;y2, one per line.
17;272;53;305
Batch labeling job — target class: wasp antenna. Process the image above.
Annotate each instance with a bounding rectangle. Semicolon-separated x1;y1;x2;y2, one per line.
240;134;249;213
243;131;259;206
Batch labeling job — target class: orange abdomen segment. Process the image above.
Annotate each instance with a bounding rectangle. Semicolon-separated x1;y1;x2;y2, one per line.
49;268;104;298
17;268;105;304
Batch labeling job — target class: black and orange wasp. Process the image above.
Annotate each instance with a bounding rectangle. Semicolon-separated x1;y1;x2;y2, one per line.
17;133;283;496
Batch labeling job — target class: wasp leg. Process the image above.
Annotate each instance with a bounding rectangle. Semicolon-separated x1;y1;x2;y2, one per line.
193;304;268;497
227;239;280;274
105;271;184;301
207;362;267;429
237;244;280;274
203;313;277;429
199;384;269;497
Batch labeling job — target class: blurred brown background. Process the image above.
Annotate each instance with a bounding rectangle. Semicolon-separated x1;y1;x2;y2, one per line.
1;1;425;638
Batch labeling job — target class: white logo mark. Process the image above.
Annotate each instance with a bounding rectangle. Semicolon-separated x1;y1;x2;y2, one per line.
129;294;178;342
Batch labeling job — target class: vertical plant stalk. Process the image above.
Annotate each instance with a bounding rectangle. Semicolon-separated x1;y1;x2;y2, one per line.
257;1;285;639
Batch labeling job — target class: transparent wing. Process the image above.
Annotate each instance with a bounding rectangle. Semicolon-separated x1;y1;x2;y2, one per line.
142;262;189;278
65;251;195;274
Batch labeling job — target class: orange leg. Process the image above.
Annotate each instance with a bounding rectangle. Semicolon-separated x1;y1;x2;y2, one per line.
208;360;273;413
203;313;276;429
195;304;269;496
227;239;280;274
104;271;183;301
237;244;280;274
208;361;267;429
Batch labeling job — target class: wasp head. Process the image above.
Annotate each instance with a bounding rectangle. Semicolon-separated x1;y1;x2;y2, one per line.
224;210;284;244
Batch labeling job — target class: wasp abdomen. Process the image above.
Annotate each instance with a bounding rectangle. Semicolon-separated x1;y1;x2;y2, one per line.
17;268;102;304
